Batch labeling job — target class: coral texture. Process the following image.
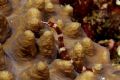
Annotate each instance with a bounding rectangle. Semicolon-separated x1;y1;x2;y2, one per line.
0;0;119;80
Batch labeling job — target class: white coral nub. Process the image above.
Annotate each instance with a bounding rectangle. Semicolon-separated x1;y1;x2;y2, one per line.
117;46;120;57
116;0;120;6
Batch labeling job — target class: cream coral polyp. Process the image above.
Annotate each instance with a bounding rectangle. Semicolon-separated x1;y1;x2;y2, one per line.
0;0;119;80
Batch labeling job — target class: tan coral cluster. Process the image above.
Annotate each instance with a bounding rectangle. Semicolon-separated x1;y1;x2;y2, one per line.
81;37;95;56
75;71;97;80
25;8;43;34
20;61;49;80
0;0;119;80
0;71;14;80
38;31;56;60
63;22;81;38
12;30;37;62
50;59;76;80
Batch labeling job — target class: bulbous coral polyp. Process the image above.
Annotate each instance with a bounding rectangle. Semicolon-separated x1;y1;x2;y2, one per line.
73;42;84;58
0;71;14;80
81;37;95;56
51;59;76;79
14;30;37;61
26;0;45;10
75;71;96;80
26;8;43;32
20;61;49;80
63;22;81;38
71;42;85;73
38;31;55;59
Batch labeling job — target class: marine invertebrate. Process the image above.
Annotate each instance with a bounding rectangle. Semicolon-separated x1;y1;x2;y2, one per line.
92;64;103;74
45;1;55;12
25;8;43;37
0;71;14;80
25;0;45;10
70;42;85;73
90;0;120;41
72;57;85;73
117;46;120;57
59;0;119;43
116;0;120;6
75;71;97;80
98;39;115;50
11;30;37;62
59;0;94;22
20;61;49;80
0;0;119;80
38;31;56;61
50;59;76;80
82;0;120;64
81;37;95;56
62;4;73;16
71;42;84;58
63;22;81;38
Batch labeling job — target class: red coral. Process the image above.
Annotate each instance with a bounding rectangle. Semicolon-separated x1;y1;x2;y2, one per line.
82;22;94;39
73;0;93;22
59;0;94;39
59;0;93;22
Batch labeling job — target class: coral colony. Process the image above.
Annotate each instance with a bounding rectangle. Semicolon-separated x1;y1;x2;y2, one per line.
0;0;120;80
